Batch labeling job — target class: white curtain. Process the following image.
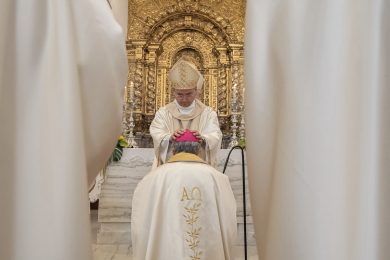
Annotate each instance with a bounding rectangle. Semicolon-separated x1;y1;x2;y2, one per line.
0;0;127;259
245;1;390;260
110;0;129;35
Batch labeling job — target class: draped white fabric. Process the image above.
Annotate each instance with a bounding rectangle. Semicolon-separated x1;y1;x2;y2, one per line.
131;155;237;260
0;1;127;259
110;0;129;33
245;1;390;260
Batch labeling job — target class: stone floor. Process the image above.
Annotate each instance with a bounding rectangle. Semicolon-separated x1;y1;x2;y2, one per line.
91;210;259;260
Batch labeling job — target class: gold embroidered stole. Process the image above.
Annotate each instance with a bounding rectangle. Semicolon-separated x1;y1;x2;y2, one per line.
166;99;206;130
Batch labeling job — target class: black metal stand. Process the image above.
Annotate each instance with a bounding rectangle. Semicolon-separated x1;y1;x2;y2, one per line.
222;145;247;260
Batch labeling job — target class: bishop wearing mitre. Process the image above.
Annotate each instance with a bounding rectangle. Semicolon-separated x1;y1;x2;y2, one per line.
150;58;222;167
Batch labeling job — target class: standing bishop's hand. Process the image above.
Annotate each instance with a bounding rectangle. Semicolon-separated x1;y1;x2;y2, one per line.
171;129;184;141
190;130;205;143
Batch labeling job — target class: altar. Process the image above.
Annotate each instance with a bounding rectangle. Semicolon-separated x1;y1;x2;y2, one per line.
95;148;255;247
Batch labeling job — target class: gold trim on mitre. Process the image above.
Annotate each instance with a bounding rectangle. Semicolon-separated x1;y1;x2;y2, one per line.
168;59;204;90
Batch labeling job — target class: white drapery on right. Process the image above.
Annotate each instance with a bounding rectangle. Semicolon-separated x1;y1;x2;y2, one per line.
245;1;390;260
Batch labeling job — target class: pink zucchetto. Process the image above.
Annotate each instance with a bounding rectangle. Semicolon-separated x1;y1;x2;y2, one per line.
175;129;200;142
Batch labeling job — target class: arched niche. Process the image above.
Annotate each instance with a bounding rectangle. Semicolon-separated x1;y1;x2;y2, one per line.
125;0;245;148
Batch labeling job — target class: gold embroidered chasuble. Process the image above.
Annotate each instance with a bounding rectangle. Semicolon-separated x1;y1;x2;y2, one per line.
131;153;237;260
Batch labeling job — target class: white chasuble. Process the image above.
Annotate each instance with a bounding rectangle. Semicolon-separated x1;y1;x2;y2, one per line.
131;153;237;260
0;1;127;259
150;99;222;168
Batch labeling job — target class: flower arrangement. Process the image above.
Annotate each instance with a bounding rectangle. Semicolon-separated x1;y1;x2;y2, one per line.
111;135;129;162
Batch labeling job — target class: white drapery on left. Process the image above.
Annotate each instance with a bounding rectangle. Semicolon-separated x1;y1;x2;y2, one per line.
0;1;128;259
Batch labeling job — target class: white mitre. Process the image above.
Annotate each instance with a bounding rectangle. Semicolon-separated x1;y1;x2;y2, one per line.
168;58;204;90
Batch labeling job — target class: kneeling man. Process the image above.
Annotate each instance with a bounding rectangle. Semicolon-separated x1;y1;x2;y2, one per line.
131;130;237;260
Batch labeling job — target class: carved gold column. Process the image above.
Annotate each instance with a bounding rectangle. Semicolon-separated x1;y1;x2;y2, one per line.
229;61;239;148
133;41;146;114
239;66;246;145
145;44;159;115
216;47;229;116
127;81;138;148
156;60;168;110
207;66;219;111
122;73;131;139
229;44;244;147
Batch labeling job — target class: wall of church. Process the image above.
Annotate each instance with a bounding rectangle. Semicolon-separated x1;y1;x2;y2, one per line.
123;0;246;148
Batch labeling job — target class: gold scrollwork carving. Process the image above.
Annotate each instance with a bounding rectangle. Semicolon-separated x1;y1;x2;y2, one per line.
133;61;144;112
218;65;228;115
146;64;156;114
125;0;245;147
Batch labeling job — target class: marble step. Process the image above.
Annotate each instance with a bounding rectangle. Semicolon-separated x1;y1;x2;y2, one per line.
100;223;131;232
97;231;132;244
99;207;132;222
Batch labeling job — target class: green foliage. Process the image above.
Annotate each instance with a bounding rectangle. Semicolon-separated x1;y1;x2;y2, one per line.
111;136;129;162
112;146;123;162
238;138;246;149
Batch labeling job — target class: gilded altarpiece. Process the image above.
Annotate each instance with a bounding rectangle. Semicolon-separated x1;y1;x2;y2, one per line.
123;0;246;148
